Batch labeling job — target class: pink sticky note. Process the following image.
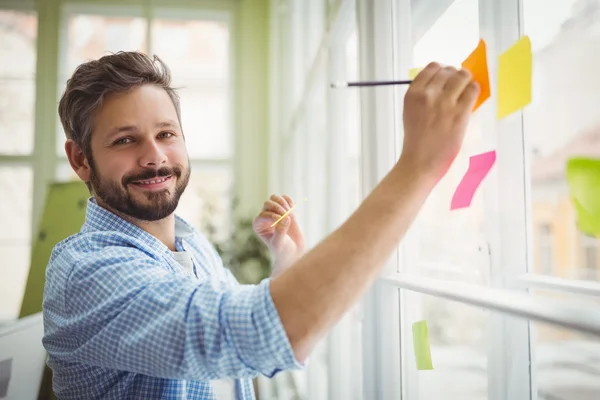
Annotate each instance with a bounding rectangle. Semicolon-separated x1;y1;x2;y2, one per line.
450;151;496;210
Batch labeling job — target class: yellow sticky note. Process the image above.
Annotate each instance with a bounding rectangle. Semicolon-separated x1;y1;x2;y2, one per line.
409;67;423;80
497;36;532;119
566;158;600;236
412;320;433;370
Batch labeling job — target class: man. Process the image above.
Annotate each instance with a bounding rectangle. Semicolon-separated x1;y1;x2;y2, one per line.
42;51;479;399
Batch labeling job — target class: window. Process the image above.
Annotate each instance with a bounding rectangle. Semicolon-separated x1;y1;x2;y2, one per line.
538;223;555;275
0;7;37;321
524;0;600;283
405;0;488;282
150;14;233;237
398;2;493;395
404;290;489;399
532;289;600;400
56;9;147;156
326;25;364;399
581;233;599;280
273;0;600;398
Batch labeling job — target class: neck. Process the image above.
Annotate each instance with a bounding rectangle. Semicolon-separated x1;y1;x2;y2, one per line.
95;198;177;251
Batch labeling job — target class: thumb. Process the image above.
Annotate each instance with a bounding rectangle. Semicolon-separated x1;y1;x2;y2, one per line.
271;216;290;248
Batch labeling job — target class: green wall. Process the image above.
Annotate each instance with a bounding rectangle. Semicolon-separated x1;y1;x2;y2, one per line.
234;0;271;216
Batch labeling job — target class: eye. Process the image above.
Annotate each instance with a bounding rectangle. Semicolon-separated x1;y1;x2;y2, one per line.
113;137;133;145
158;131;175;139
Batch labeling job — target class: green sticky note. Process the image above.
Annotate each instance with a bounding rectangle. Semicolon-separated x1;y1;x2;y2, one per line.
566;157;600;236
412;320;433;370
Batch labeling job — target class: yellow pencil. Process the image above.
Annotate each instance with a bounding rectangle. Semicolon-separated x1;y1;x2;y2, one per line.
270;198;307;228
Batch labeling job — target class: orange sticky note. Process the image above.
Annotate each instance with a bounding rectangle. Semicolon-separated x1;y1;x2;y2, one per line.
461;39;490;111
451;150;496;210
497;36;532;119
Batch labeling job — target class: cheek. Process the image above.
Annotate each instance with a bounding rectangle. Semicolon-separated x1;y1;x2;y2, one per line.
168;144;189;166
94;155;131;184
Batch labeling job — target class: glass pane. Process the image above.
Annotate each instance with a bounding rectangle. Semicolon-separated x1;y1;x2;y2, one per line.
57;13;147;156
55;161;80;183
401;290;488;399
0;79;36;155
63;14;147;79
175;165;233;242
151;17;231;159
533;322;600;400
407;0;488;280
524;0;600;281
0;10;37;78
411;0;479;67
346;31;361;209
0;10;37;155
0;244;31;322
0;167;33;322
178;87;232;158
151;18;229;83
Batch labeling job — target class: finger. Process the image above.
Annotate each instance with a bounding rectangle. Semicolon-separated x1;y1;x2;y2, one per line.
427;66;457;92
263;200;287;215
257;211;285;227
457;80;480;111
281;195;295;209
409;62;443;90
271;216;291;248
443;68;473;102
270;194;290;210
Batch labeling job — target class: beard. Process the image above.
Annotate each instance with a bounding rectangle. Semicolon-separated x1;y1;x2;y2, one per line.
89;159;191;222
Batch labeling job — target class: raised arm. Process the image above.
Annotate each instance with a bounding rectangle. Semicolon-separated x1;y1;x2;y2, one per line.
270;63;480;361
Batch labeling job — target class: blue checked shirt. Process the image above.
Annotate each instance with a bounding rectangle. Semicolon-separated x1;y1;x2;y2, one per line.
42;198;302;399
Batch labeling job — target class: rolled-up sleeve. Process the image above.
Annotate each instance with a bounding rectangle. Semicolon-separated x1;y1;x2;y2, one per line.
42;245;303;381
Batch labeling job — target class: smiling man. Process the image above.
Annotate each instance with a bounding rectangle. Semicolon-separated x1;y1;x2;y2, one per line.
42;51;479;399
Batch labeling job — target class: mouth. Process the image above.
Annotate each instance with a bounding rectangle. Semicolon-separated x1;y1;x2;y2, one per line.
130;175;173;191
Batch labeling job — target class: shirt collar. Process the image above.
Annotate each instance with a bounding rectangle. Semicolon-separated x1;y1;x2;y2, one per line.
82;197;194;253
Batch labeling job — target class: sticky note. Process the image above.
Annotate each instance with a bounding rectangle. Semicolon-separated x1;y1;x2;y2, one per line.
412;320;433;370
409;67;423;80
497;36;532;119
451;150;496;210
566;157;600;236
462;39;491;111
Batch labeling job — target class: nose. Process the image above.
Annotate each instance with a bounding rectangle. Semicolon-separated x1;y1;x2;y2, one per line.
139;138;168;168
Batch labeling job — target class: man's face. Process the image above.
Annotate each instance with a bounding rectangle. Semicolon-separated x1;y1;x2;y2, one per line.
87;84;190;221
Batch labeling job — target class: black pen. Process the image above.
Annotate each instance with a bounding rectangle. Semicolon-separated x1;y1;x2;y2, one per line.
330;79;412;88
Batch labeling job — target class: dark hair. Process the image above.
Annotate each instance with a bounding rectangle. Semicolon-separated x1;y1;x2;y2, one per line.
58;51;181;159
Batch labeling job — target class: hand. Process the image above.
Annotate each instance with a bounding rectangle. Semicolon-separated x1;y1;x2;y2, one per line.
252;195;305;275
400;62;480;181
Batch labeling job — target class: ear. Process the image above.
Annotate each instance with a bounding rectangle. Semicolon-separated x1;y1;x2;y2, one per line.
65;139;92;183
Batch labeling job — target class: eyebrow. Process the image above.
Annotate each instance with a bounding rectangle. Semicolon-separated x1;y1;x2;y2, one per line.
106;120;180;139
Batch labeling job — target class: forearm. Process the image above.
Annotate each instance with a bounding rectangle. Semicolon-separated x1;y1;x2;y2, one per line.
269;157;437;362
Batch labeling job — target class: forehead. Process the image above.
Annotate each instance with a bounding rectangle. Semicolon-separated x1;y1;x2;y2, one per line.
92;85;180;137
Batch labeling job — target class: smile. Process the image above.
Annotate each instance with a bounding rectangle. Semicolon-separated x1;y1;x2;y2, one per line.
131;175;173;189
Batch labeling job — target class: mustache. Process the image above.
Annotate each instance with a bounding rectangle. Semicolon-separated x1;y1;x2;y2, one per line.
123;166;182;185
